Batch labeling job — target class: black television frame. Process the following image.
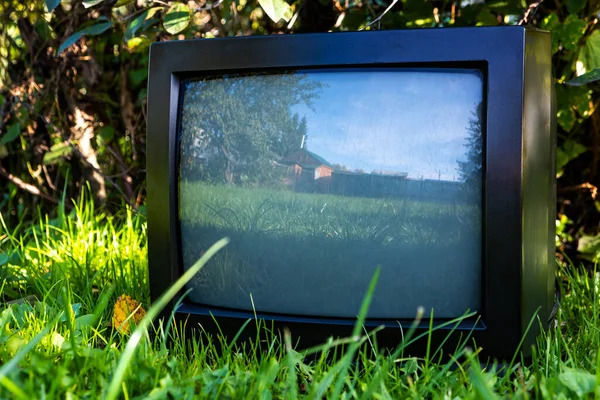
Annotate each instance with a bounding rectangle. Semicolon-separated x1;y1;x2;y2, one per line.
146;26;556;361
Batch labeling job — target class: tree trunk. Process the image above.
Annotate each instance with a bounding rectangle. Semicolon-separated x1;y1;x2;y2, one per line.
70;105;107;204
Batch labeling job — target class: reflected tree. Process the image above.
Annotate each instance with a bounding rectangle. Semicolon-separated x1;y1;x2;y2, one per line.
332;163;349;171
456;101;483;189
179;73;323;185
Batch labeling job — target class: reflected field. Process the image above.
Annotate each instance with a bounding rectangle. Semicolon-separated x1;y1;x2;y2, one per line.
180;182;482;319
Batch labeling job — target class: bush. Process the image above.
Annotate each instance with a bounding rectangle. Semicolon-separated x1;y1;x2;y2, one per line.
0;0;599;264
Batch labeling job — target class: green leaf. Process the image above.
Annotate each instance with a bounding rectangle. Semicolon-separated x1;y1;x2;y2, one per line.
126;37;153;52
557;109;576;132
45;0;61;11
577;234;600;261
125;7;162;41
129;68;148;86
558;368;596;397
58;302;82;324
137;88;148;105
556;139;586;174
75;314;96;331
556;83;591;121
97;126;115;143
8;250;22;266
556;16;586;51
0;253;8;266
541;13;560;54
57;20;112;56
400;358;418;374
163;3;191;35
567;0;586;14
0;123;20;145
403;0;434;20
92;286;115;321
454;3;485;26
83;0;104;7
257;0;293;22
566;68;600;86
339;9;369;29
470;368;502;400
220;0;232;20
475;9;499;26
35;20;52;42
115;0;135;5
485;0;522;15
377;11;406;29
43;142;73;165
578;30;600;73
541;13;560;30
564;85;591;114
555;83;592;132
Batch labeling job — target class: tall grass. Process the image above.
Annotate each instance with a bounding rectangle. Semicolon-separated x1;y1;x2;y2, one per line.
0;192;599;398
179;181;482;321
179;181;479;245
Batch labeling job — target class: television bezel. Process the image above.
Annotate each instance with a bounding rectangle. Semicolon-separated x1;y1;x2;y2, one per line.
146;26;556;361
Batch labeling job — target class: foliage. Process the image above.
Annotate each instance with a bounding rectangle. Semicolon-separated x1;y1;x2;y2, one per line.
0;203;599;398
179;73;319;184
456;101;483;187
1;0;600;262
0;189;148;304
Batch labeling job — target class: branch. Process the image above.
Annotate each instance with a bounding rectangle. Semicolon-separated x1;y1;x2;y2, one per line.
209;6;228;36
70;146;134;207
194;0;224;12
118;7;151;22
518;0;544;26
60;83;107;204
105;143;135;202
359;0;399;31
0;163;61;205
120;65;137;162
559;183;598;200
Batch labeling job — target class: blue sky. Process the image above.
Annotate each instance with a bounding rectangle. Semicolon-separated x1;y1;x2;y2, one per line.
292;69;483;181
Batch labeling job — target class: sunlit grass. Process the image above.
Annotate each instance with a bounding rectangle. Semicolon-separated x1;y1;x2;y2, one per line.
0;192;599;398
179;181;480;245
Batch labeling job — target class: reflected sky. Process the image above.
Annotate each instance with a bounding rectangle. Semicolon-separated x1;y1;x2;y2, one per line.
292;69;483;181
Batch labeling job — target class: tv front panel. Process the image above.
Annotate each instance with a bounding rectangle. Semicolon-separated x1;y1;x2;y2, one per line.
146;26;556;361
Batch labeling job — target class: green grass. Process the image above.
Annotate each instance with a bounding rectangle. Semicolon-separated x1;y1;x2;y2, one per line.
0;192;599;399
179;182;482;320
179;181;480;244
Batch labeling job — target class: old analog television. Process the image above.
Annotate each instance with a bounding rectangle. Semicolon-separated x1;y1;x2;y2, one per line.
146;26;556;361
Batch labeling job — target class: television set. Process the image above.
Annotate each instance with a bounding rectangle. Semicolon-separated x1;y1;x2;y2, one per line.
146;26;557;361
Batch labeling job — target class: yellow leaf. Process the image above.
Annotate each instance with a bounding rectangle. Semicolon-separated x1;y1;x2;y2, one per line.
112;294;146;334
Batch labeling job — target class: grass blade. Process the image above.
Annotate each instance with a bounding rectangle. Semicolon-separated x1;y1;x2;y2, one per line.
0;312;64;399
104;237;230;400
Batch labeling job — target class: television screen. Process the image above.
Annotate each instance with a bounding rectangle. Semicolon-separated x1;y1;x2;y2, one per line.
177;68;484;320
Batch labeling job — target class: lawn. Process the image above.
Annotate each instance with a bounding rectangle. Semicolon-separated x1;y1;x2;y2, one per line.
179;181;482;319
0;193;599;399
